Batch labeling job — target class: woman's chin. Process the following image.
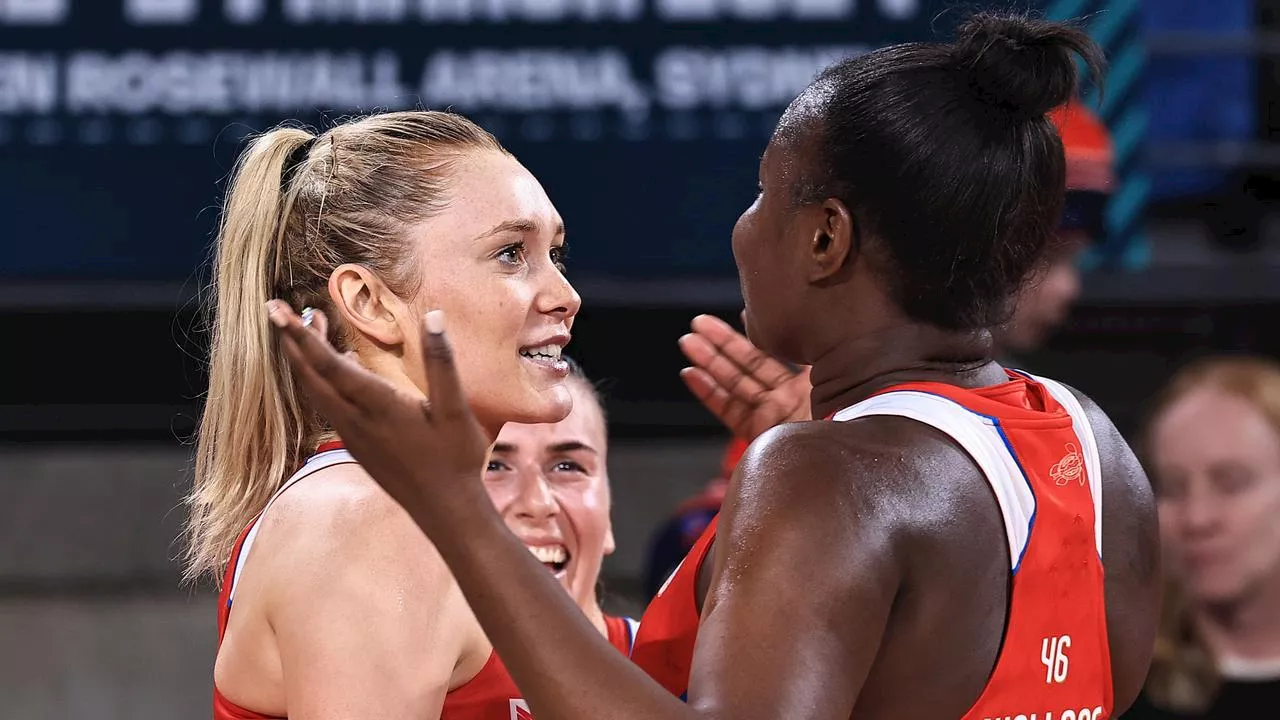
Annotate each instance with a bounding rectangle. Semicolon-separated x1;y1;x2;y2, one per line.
475;388;572;430
532;387;574;423
511;397;573;427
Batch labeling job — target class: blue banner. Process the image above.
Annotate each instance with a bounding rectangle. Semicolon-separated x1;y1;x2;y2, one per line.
0;0;1034;284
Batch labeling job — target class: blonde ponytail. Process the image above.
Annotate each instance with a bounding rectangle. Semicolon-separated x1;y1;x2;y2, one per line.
185;128;316;585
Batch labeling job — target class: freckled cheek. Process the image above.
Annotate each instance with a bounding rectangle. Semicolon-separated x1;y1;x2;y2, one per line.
454;287;528;369
495;283;541;333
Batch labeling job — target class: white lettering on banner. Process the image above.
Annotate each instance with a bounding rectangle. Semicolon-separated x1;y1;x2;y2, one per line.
125;0;200;24
0;46;892;143
284;0;407;22
652;0;925;21
655;0;851;21
225;0;268;22
0;54;58;113
654;46;865;109
0;0;908;25
282;0;643;23
0;0;67;24
878;0;918;20
3;48;874;117
421;49;648;111
63;51;408;114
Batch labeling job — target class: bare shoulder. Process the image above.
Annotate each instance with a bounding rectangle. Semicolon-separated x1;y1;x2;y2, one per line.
1056;383;1151;498
730;417;979;545
1054;380;1159;570
260;463;425;540
252;463;462;603
701;417;984;603
1055;381;1160;568
1045;380;1160;564
735;419;894;511
1054;381;1161;712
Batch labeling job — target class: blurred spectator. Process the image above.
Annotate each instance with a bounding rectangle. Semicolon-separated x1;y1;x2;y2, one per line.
1125;356;1280;718
996;99;1114;363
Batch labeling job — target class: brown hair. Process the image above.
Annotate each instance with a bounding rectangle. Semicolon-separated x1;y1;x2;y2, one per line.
1141;354;1280;711
186;111;505;586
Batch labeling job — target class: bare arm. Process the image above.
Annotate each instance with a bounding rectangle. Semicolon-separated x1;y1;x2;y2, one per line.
262;477;472;719
686;422;902;717
266;305;904;720
437;423;898;720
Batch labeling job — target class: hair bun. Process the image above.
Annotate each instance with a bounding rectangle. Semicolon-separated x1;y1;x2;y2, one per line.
952;12;1105;120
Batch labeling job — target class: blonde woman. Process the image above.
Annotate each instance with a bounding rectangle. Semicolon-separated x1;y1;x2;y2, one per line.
192;111;602;719
1127;356;1280;717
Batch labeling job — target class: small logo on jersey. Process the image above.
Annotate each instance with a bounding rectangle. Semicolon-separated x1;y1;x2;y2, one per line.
1050;443;1085;487
510;699;534;720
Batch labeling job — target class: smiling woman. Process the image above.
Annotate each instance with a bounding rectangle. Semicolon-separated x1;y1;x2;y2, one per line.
485;359;622;625
450;358;639;716
189;110;588;720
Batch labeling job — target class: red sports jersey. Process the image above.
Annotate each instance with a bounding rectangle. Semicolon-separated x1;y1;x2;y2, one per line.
630;371;1114;719
213;445;638;720
443;614;637;720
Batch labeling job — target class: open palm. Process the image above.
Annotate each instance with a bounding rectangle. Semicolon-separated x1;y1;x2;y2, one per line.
679;313;812;443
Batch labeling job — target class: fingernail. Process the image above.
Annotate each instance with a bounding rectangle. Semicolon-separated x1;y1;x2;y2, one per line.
301;307;316;327
425;310;446;335
265;301;287;328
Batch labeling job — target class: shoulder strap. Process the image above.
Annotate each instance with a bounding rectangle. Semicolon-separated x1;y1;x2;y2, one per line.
832;391;1038;573
227;449;358;604
1022;374;1104;558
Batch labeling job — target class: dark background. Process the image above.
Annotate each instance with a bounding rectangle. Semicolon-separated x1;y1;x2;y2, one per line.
2;0;1277;445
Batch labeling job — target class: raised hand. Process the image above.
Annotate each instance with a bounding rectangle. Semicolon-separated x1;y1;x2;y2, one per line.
679;313;813;443
265;301;491;527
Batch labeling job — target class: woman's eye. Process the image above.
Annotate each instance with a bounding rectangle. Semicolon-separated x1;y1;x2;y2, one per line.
497;243;526;266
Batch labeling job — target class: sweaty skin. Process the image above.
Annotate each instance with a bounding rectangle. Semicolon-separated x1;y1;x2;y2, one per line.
691;392;1159;717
